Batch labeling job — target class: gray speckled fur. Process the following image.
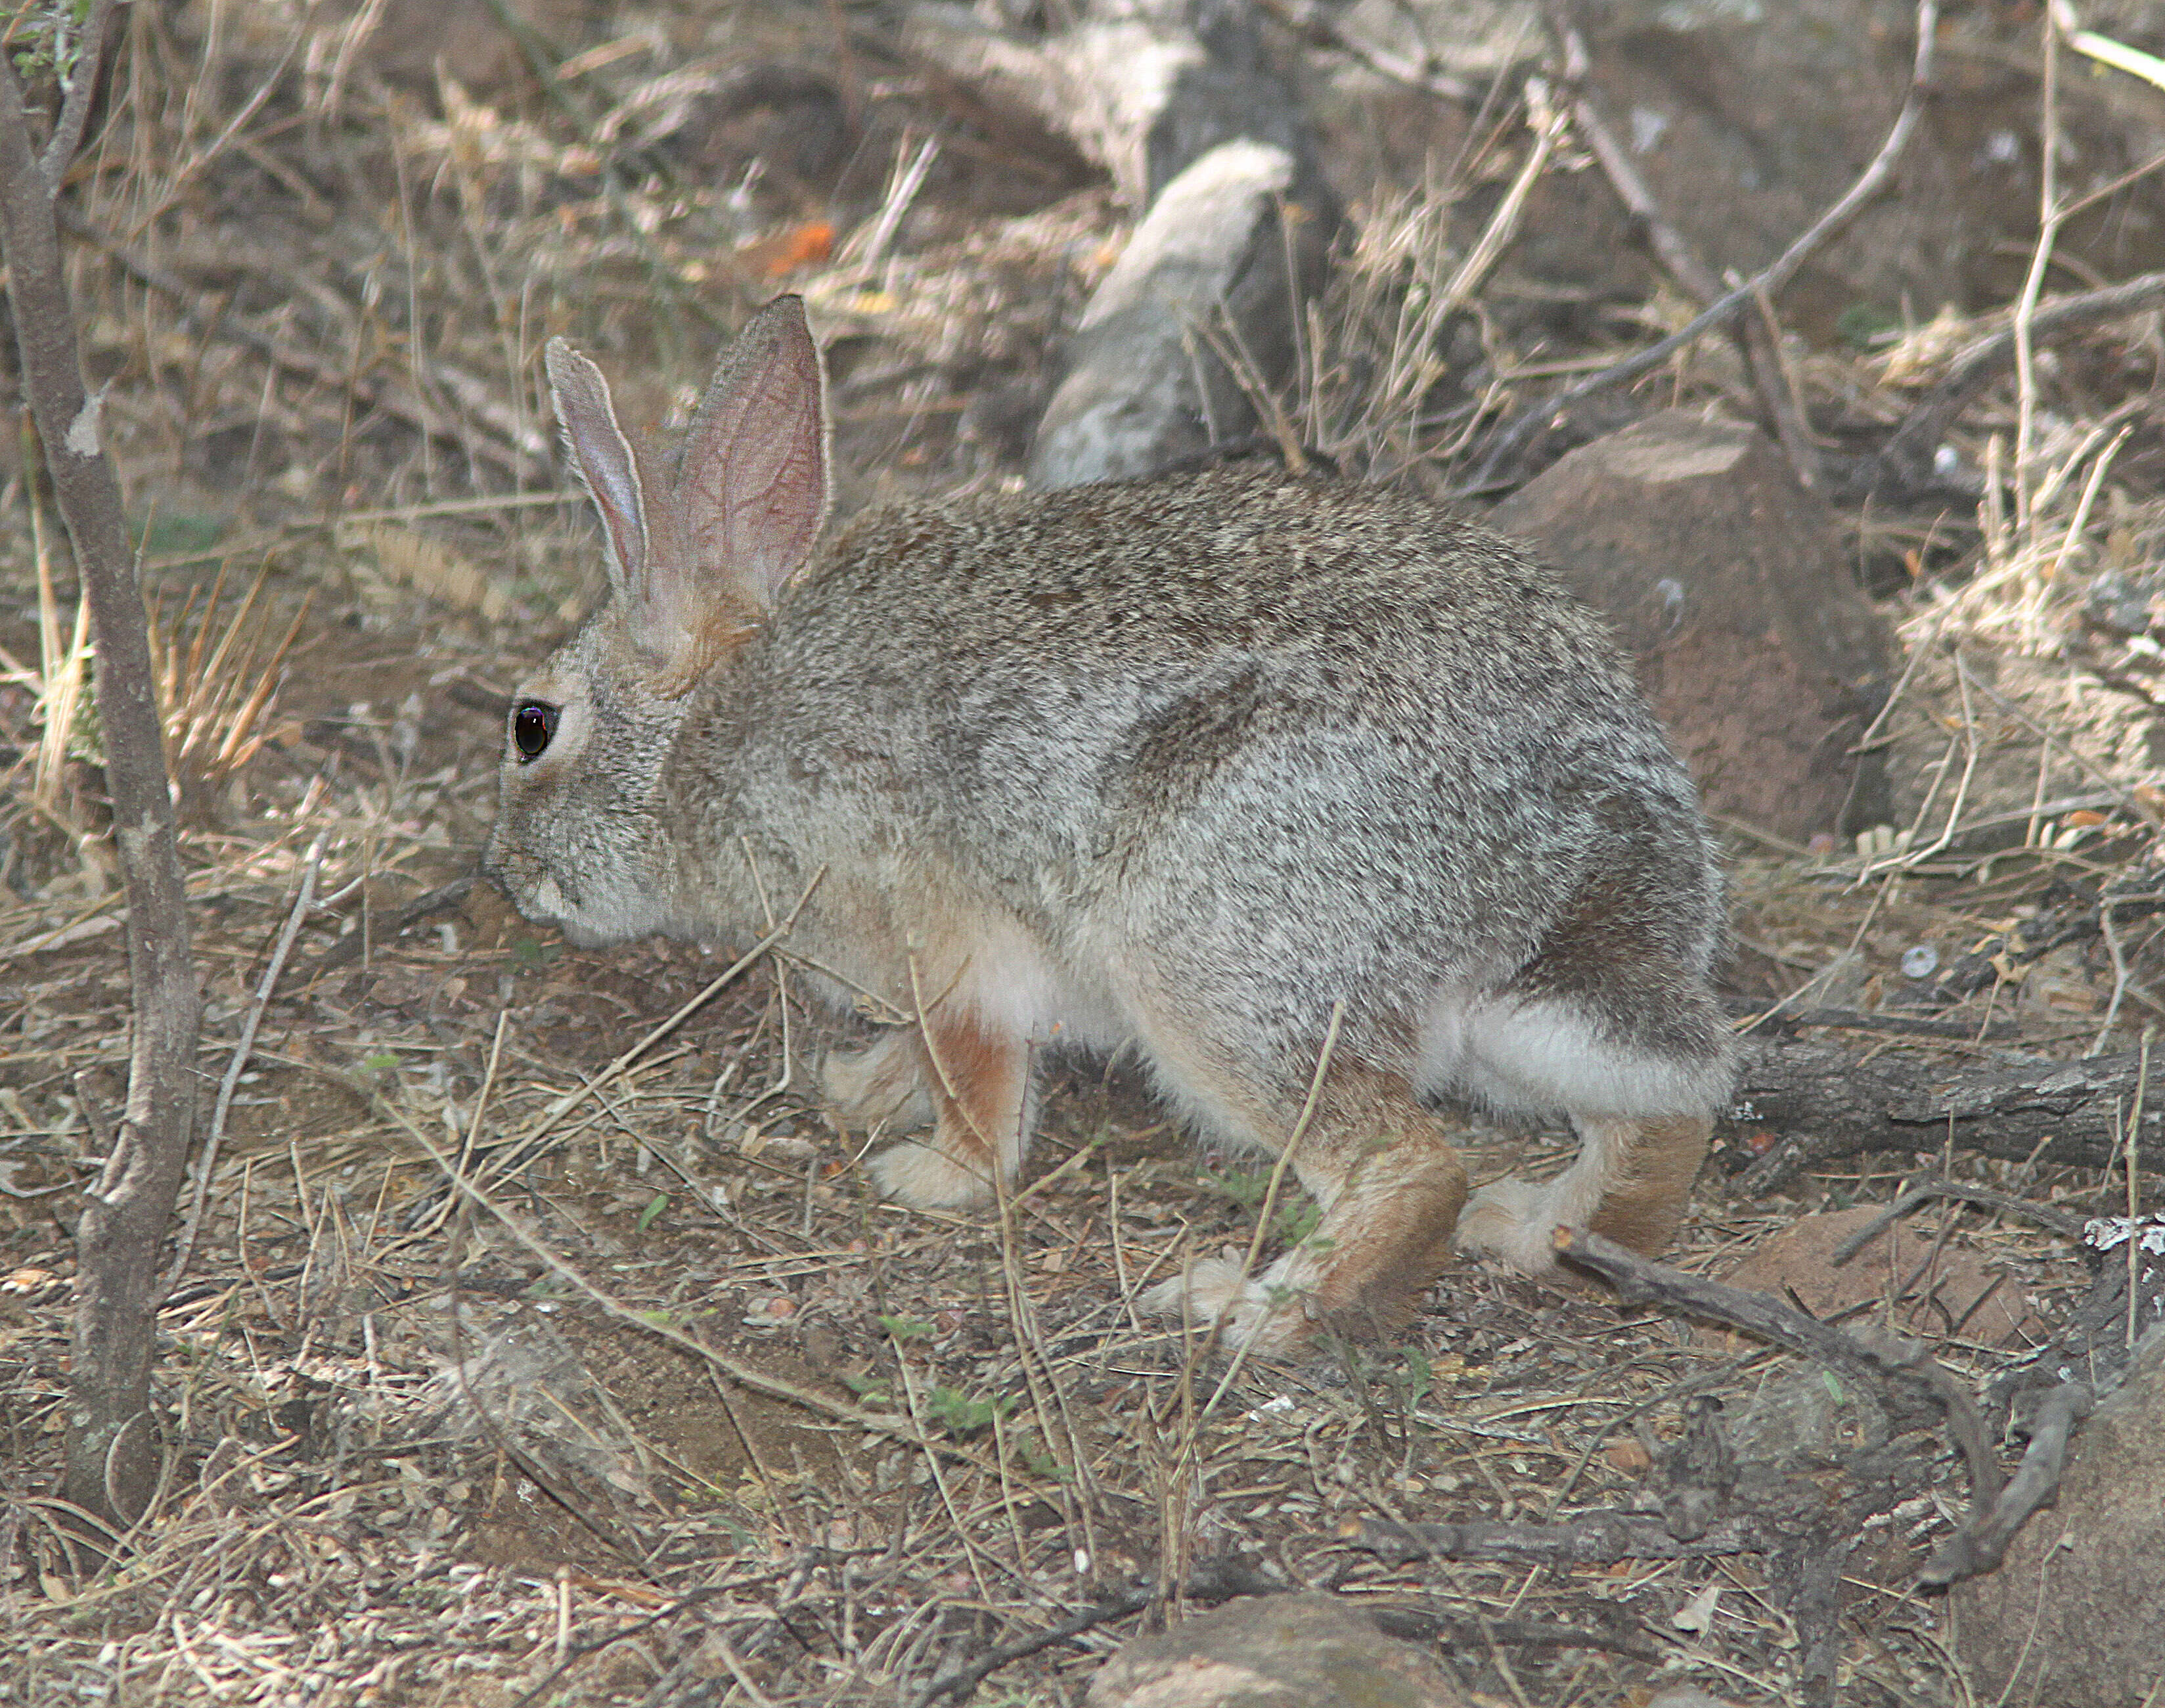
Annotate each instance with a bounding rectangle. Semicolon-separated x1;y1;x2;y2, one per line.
485;298;1735;1347
680;470;1727;1110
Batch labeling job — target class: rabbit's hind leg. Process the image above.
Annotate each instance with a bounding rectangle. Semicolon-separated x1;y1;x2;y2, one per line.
1142;1066;1468;1354
1455;1110;1711;1274
1436;943;1730;1276
864;1009;1035;1210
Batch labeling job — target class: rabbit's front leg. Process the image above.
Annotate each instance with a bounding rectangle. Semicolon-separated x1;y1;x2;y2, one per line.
863;1010;1036;1210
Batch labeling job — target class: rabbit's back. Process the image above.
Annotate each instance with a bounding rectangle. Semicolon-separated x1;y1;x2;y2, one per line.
685;466;1722;1102
502;306;1735;1347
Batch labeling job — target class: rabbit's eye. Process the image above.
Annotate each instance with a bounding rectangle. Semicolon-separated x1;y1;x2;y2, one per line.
512;701;559;761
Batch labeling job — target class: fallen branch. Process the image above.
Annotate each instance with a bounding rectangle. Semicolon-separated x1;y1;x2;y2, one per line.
1344;1510;1783;1566
1920;1378;2094;1587
1728;1038;2165;1192
1990;1240;2165;1427
1557;1230;1999;1514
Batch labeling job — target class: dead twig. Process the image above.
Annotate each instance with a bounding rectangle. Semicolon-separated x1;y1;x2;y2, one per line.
1465;0;1940;490
312;871;474;974
1871;269;2165;492
1544;1;1819;486
166;835;324;1290
1918;1378;2094;1586
1256;0;1475;104
1829;1175;2093;1259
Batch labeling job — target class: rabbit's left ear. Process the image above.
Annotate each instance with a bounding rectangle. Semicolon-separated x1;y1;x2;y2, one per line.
679;295;831;612
547;338;650;600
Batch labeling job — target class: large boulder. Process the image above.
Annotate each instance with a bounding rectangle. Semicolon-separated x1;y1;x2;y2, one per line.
1488;409;1896;844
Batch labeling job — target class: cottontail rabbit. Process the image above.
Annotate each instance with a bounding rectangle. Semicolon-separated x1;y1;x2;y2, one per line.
485;296;1735;1352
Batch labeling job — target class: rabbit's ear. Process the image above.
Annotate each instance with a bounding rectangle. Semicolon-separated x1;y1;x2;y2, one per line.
678;295;831;610
546;338;650;600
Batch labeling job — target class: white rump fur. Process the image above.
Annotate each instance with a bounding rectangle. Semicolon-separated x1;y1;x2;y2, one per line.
1419;989;1728;1121
491;298;1737;1353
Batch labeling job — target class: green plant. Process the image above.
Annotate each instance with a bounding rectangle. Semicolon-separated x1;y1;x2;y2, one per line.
1198;1165;1322;1246
922;1385;1014;1435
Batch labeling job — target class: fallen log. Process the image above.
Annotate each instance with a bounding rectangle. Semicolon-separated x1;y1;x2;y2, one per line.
1725;1037;2162;1191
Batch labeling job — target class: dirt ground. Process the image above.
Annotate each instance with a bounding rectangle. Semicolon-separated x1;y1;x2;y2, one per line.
5;4;2165;1705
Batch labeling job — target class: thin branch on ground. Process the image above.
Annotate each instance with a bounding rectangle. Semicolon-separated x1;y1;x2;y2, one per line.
1919;1378;2093;1586
1544;1;1820;487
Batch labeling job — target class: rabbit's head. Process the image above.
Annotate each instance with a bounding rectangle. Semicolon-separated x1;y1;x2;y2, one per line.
483;297;830;945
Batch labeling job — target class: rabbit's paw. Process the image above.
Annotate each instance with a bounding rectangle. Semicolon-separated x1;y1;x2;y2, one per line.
1139;1253;1310;1353
1456;1176;1568;1276
867;1137;996;1209
822;1031;933;1132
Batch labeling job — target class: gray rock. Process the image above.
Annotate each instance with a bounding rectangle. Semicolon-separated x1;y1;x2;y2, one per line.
903;1;1335;487
1953;1324;2165;1707
1030;139;1324;487
1085;1592;1472;1707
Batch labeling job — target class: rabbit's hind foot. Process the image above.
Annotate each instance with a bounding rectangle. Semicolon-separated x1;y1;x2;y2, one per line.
1456;1110;1711;1275
1142;1087;1470;1355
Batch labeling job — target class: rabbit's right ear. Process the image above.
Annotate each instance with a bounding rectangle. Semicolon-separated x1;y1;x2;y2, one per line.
678;295;830;611
545;338;650;602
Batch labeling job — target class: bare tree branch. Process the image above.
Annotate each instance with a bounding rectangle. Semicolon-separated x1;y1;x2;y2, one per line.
37;0;118;191
0;20;201;1529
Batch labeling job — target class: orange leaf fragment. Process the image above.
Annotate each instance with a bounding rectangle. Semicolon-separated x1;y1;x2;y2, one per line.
738;219;835;279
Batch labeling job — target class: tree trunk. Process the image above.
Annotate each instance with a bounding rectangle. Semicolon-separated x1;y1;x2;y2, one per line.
0;18;201;1529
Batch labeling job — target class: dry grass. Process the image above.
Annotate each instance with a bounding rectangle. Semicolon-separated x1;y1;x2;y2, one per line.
3;5;2164;1705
